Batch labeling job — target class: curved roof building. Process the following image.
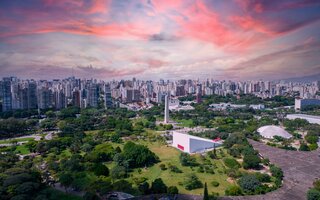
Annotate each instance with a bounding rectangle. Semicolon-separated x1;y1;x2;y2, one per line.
257;125;292;139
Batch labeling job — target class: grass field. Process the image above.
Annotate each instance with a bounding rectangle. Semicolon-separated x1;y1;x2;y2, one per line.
0;137;34;144
175;119;194;127
127;140;231;196
14;145;30;155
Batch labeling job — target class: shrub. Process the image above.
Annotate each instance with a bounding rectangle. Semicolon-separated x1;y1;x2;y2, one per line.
179;153;198;166
167;186;179;194
138;182;149;195
270;165;283;180
238;174;261;193
226;168;241;178
168;164;182;173
150;178;167;194
299;143;310;151
211;181;220;187
243;154;261;169
159;164;167;170
307;188;320;200
309;143;318;151
223;158;241;169
255;173;271;183
225;185;242;196
184;174;203;190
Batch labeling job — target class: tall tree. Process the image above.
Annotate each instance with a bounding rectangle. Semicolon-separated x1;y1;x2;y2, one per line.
203;182;209;200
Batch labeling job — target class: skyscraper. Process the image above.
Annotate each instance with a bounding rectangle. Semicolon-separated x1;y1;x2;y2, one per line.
164;94;169;123
104;84;112;109
28;81;38;109
1;77;12;112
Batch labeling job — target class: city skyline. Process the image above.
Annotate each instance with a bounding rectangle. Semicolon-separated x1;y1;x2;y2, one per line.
1;0;320;80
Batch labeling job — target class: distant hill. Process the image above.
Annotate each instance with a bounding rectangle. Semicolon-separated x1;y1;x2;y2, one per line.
280;73;320;83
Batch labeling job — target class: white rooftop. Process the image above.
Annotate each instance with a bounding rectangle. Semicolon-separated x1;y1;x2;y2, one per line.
257;125;292;139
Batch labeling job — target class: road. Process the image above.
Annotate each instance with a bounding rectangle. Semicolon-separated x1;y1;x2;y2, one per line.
0;131;55;147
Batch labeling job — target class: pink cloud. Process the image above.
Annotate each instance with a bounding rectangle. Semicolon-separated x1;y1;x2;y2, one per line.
151;0;183;13
88;0;111;14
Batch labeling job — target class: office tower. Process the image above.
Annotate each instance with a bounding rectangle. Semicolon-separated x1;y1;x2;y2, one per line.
54;89;66;109
156;91;162;103
2;77;12;112
88;83;98;107
11;82;21;110
104;84;112;108
196;84;202;103
28;81;38;109
38;87;51;109
72;89;81;107
164;94;169;123
132;89;140;102
176;85;185;96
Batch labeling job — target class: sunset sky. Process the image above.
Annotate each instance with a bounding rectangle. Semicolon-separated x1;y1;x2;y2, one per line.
0;0;320;80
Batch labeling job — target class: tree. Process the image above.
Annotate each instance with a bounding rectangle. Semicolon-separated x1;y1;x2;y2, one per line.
243;154;261;169
300;143;310;151
92;163;109;176
238;174;261;193
138;182;149;195
150;178;167;194
110;165;126;179
179;153;198;166
59;173;73;192
313;179;320;191
307;189;320;200
184;174;203;190
167;186;178;195
270;165;283;180
121;141;159;168
225;185;242;196
203;182;209;200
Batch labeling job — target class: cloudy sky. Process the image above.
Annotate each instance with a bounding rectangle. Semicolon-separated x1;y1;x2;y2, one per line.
0;0;320;80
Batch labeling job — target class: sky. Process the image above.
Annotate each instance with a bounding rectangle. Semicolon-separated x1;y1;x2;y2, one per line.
0;0;320;81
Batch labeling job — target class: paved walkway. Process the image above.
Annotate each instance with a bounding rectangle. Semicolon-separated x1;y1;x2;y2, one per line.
221;140;320;200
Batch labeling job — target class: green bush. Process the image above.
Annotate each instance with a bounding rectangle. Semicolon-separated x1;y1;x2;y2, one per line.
225;185;242;196
167;186;179;194
309;143;318;151
307;188;320;200
211;181;220;187
238;174;261;193
223;158;241;169
184;174;203;190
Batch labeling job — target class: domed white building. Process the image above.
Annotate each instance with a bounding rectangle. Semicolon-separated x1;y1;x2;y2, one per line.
257;125;292;139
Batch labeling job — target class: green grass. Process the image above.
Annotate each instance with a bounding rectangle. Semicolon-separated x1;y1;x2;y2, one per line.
14;145;30;155
0;137;34;144
128;141;230;195
175;119;194;127
84;130;100;135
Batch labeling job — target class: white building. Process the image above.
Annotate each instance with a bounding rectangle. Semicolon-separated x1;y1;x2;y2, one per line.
172;131;222;154
249;104;265;110
257;125;292;139
286;114;320;125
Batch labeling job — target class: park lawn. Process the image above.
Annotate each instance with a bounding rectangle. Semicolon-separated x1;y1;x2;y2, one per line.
84;130;100;135
129;141;231;196
0;137;34;144
175;119;194;127
14;145;30;155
